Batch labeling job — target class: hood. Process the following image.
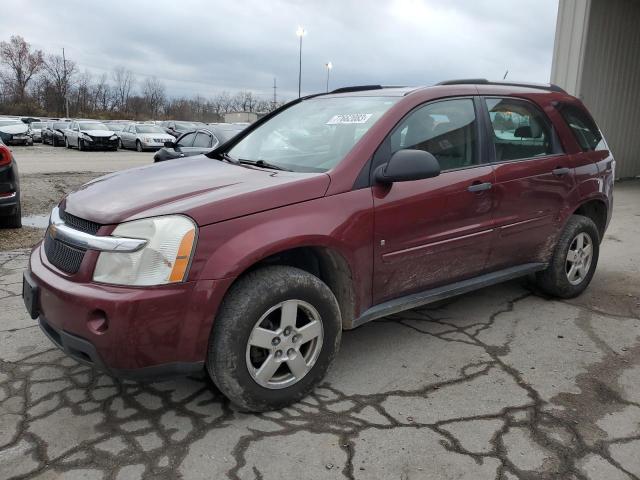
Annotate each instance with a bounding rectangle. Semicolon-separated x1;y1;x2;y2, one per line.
64;155;331;226
0;124;28;135
81;129;115;137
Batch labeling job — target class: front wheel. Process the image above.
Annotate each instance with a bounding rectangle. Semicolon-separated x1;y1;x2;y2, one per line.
136;140;143;152
207;266;342;412
535;215;600;298
65;137;70;149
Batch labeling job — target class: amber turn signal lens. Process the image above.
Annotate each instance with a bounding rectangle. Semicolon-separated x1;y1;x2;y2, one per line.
169;228;196;282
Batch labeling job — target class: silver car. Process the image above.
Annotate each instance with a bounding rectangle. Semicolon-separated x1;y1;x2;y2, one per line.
29;121;46;142
119;123;175;151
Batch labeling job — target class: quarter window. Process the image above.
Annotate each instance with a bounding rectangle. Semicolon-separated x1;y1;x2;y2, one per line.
390;98;478;171
486;98;554;161
558;104;604;151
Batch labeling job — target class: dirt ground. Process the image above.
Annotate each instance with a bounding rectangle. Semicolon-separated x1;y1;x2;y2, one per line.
0;172;102;250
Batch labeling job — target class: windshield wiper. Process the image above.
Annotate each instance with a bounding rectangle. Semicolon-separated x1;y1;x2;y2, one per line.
217;152;241;165
239;159;292;171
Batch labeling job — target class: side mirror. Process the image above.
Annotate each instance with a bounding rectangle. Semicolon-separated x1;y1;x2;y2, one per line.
164;140;176;148
374;149;441;184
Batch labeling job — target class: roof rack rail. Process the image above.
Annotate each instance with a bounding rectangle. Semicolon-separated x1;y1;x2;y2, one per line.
330;85;383;94
436;78;567;94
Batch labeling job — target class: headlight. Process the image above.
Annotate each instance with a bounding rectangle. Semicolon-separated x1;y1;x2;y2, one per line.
109;135;118;140
81;133;93;141
93;215;197;286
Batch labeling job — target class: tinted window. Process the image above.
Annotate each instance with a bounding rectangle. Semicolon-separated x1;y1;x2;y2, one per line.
193;132;213;148
177;132;196;147
390;98;478;171
558;104;604;151
53;122;68;129
486;98;554;161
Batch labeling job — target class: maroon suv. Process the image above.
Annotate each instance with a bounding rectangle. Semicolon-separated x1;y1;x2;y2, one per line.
23;80;614;411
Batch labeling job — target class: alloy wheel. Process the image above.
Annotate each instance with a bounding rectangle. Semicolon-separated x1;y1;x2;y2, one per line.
565;231;593;285
245;299;323;389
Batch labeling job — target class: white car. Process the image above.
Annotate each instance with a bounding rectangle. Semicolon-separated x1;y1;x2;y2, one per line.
119;123;175;151
64;121;119;151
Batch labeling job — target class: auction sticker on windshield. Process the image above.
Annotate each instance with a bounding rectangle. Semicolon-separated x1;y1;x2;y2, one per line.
326;113;373;124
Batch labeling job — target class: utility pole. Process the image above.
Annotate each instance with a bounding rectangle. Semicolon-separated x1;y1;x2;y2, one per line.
272;77;277;110
62;48;69;118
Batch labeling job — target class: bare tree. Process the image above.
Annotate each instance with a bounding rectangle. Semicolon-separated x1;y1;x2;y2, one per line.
43;53;77;116
112;66;134;111
142;76;166;118
0;35;44;103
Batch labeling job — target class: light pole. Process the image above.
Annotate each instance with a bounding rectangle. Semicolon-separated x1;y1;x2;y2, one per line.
296;26;306;98
325;62;333;93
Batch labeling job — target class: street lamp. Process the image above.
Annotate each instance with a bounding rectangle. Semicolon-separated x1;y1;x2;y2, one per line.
296;26;306;98
325;62;333;93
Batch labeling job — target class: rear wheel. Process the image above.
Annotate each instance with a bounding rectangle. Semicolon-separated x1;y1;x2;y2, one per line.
207;266;342;411
535;215;600;298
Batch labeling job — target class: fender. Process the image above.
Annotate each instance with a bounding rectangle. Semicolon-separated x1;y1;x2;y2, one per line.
190;189;375;314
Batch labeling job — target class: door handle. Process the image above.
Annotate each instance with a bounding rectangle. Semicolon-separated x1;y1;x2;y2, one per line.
552;167;571;176
467;182;492;193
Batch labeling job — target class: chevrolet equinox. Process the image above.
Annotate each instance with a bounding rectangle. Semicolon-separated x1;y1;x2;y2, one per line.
23;80;614;411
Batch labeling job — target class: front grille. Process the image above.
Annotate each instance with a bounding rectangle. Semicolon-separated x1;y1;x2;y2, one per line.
44;209;102;274
44;233;85;274
153;138;166;142
60;209;100;235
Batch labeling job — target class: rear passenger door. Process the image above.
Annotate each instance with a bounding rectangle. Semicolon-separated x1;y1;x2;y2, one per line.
482;97;574;269
372;97;495;303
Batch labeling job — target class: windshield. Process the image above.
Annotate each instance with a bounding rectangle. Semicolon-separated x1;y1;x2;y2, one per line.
0;120;21;126
107;124;125;131
136;125;165;133
31;122;45;129
54;122;69;129
79;122;108;130
228;96;398;172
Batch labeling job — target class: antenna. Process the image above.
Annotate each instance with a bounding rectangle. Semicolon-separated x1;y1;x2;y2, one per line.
503;70;509;80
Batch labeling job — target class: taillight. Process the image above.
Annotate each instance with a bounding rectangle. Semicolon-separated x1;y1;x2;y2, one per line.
0;145;12;167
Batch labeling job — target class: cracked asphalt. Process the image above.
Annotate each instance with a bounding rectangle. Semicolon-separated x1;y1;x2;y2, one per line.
0;180;638;480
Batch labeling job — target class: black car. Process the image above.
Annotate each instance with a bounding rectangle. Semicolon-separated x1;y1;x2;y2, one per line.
0;140;21;228
42;121;70;147
153;124;246;162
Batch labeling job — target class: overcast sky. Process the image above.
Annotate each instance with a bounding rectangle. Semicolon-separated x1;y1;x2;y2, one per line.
2;0;559;102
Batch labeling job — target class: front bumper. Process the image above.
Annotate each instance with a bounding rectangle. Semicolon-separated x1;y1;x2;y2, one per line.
84;139;119;150
26;244;231;378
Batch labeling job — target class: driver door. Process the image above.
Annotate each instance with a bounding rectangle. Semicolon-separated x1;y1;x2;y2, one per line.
372;97;495;303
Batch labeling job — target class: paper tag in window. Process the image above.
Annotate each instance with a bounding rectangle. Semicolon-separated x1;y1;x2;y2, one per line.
326;114;373;125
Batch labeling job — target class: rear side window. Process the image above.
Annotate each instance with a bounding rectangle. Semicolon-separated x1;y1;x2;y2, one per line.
558;104;604;151
390;98;478;171
177;132;196;147
485;98;554;161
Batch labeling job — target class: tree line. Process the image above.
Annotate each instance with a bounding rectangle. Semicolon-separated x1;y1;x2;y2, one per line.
0;35;284;122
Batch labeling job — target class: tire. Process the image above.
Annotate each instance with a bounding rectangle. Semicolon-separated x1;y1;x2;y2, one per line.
207;266;342;412
51;137;57;147
136;140;143;152
118;138;123;150
65;137;70;149
535;215;600;298
78;139;84;151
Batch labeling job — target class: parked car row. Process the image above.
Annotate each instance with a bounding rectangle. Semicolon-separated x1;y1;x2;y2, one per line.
36;118;247;155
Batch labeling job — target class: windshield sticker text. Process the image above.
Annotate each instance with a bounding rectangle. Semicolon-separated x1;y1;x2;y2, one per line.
326;113;373;125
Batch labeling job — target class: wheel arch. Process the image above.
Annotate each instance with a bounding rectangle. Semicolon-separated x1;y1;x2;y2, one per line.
209;243;358;330
572;198;608;241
